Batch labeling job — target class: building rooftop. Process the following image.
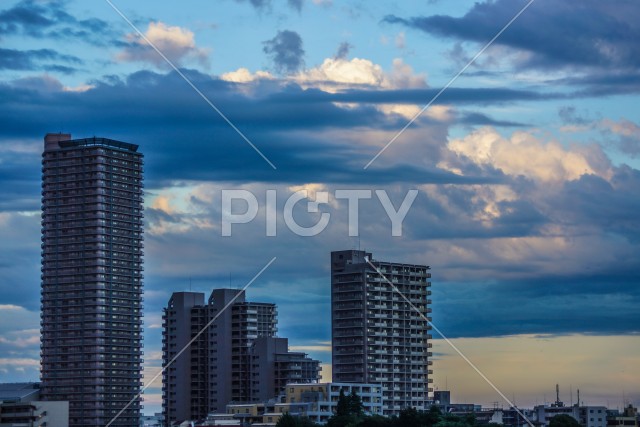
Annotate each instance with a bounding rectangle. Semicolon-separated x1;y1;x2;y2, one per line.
59;137;139;152
0;382;40;402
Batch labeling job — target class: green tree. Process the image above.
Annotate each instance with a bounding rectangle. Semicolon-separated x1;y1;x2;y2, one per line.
395;407;421;427
549;414;580;427
435;413;471;427
348;390;365;417
423;405;443;427
336;389;350;417
359;415;393;427
277;413;298;427
276;413;320;427
328;389;366;427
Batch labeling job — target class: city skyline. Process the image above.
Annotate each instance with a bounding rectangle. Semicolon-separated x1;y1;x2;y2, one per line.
0;0;639;418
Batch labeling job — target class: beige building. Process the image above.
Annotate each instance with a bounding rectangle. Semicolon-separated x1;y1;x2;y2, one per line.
227;382;383;425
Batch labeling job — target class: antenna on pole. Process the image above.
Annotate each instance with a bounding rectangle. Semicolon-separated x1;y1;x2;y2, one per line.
556;384;560;405
577;389;580;407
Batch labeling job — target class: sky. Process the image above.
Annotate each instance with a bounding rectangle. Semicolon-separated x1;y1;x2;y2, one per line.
0;0;639;416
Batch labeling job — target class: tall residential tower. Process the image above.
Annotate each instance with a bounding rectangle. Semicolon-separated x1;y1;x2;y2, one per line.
40;134;144;426
331;250;433;416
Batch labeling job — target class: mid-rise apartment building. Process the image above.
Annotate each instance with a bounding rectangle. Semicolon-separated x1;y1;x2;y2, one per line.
40;134;144;426
331;250;433;415
162;289;320;425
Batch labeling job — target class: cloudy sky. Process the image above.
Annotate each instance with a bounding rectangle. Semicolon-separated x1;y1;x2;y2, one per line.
1;0;639;414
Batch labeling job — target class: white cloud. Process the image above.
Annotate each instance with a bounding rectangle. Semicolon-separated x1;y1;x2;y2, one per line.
442;127;610;183
0;333;40;348
0;358;39;368
63;84;95;93
0;304;24;310
117;22;210;67
601;118;640;137
294;57;426;91
220;68;274;83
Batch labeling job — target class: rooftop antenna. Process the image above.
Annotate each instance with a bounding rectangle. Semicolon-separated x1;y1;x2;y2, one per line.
577;389;580;407
570;385;573;406
189;277;192;291
556;384;560;405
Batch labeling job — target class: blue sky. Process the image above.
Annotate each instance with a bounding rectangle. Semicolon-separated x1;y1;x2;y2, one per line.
0;0;639;414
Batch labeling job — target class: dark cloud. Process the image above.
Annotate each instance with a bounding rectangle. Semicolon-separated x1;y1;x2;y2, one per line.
0;0;117;46
558;106;590;125
0;67;639;344
0;47;81;71
263;30;305;74
553;169;640;241
435;273;640;338
235;0;271;11
234;0;303;12
0;71;510;191
459;111;527;127
0;0;54;36
334;41;353;60
287;0;303;12
384;0;640;72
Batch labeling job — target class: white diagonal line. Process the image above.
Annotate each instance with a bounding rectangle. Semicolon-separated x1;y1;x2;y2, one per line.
364;0;535;169
106;257;277;426
103;0;277;170
364;258;534;427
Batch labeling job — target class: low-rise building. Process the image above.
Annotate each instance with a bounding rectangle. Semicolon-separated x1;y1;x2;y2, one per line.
0;383;68;427
607;405;638;427
533;403;607;427
226;382;383;425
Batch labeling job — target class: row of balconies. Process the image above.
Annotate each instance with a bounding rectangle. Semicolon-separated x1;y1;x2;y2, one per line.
42;270;144;281
41;242;143;254
42;187;143;199
42;211;143;223
41;170;143;184
41;162;141;175
42;219;143;231
41;234;143;245
42;202;143;215
42;228;142;240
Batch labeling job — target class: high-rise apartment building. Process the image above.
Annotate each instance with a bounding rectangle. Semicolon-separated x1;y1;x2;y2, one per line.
162;289;320;425
331;250;433;416
40;134;144;426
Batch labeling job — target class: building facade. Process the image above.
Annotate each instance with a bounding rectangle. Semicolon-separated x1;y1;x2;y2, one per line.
162;289;319;425
331;250;433;415
227;382;382;426
249;337;321;402
533;404;608;427
40;134;144;426
0;382;69;427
